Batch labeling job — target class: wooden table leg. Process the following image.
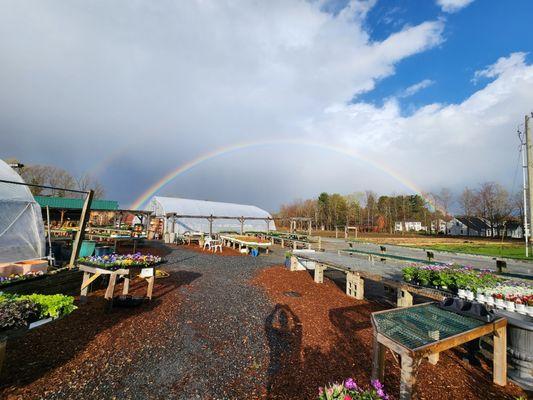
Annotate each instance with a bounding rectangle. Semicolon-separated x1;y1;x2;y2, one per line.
493;325;507;386
122;277;130;295
400;355;419;400
105;273;117;300
80;272;90;303
146;276;155;300
372;335;386;382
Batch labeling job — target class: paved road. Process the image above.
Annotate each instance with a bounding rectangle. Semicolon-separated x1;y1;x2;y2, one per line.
319;237;533;279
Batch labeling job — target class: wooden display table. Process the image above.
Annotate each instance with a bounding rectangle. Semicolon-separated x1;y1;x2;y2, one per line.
371;302;507;400
79;264;155;303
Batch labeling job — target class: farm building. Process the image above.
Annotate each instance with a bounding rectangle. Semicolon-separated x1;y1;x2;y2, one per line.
145;196;276;235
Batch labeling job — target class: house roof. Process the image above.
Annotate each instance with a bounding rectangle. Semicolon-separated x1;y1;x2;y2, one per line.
456;216;490;231
35;196;119;211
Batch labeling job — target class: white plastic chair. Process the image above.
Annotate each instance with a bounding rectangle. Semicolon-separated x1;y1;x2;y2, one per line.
211;240;223;253
203;237;212;250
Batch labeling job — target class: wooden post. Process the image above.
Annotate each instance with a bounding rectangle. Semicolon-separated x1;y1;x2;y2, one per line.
80;271;91;303
209;215;214;237
318;236;321;251
346;271;357;297
400;355;418;400
345;226;348;239
493;324;507;386
122;277;130;295
397;289;413;307
293;241;297;250
239;217;245;235
372;334;385;382
335;226;338;238
314;264;325;283
266;219;270;233
355;274;364;300
308;220;312;236
290;255;299;271
104;273;117;300
69;190;94;268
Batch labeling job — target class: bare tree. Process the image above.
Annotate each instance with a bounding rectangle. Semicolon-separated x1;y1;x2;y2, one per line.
436;187;453;217
476;182;511;237
77;173;105;199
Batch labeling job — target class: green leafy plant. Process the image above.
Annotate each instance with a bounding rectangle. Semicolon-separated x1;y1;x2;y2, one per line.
402;266;418;282
18;294;77;319
0;300;41;331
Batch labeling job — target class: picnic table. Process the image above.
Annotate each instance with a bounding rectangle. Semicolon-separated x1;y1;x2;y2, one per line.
371;302;507;399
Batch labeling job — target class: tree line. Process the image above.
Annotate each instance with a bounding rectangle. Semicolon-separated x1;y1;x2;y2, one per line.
276;181;521;234
4;159;105;199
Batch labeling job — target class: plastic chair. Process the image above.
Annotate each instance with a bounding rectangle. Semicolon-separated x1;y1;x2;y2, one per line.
203;237;212;250
212;240;223;253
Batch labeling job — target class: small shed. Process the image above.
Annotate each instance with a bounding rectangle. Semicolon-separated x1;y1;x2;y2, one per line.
146;196;276;235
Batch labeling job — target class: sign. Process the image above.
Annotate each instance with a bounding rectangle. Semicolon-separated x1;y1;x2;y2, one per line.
140;267;154;278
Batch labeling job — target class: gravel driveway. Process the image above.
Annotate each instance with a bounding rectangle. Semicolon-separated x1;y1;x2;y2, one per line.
120;247;285;399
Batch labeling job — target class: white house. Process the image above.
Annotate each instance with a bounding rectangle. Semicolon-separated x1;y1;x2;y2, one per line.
446;217;491;237
395;221;425;232
431;219;447;234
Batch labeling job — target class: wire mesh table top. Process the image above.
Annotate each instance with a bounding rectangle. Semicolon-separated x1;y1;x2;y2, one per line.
372;304;486;350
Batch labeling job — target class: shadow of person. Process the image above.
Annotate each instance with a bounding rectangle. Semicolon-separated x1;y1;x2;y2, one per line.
265;303;302;399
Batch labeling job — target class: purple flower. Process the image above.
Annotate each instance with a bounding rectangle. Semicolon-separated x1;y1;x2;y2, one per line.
344;378;357;390
371;379;388;399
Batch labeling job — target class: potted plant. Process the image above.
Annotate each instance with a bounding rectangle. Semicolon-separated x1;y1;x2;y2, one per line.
514;296;526;315
527;297;533;317
284;252;291;268
476;291;486;303
494;293;505;309
485;292;495;306
505;294;516;312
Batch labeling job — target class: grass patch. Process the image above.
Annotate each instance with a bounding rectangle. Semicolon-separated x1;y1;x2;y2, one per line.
408;243;530;260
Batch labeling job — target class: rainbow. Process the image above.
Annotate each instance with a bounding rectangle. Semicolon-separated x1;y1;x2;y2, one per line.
129;139;438;211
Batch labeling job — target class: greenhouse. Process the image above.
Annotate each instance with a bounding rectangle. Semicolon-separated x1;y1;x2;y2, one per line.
0;159;45;263
145;196;276;235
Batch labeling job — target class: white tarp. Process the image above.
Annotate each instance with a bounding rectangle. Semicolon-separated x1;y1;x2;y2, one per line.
147;196;276;234
0;160;45;263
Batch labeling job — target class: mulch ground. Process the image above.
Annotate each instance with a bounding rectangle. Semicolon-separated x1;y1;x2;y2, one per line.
251;266;528;400
0;269;196;400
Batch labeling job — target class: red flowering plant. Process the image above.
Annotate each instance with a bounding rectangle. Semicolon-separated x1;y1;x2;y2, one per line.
318;378;388;400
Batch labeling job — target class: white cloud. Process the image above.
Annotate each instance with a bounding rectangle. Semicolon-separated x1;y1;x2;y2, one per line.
399;79;435;98
436;0;475;13
308;52;533;192
0;1;529;208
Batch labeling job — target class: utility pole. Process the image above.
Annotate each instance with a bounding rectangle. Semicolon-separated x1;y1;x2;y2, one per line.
520;126;529;257
526;114;533;256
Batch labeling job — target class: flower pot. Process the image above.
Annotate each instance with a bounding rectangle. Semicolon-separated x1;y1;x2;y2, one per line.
476;293;486;303
495;298;505;309
505;301;516;312
465;290;474;301
515;303;526;315
485;296;495;306
527;305;533;317
458;289;466;299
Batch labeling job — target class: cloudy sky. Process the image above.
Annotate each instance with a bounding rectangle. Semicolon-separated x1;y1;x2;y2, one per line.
1;0;532;211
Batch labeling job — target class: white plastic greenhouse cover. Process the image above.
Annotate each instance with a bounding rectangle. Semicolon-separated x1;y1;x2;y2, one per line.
147;196;276;234
0;160;45;263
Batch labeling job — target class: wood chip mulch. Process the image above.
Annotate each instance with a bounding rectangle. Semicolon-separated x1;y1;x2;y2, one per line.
251;266;528;400
0;269;199;400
